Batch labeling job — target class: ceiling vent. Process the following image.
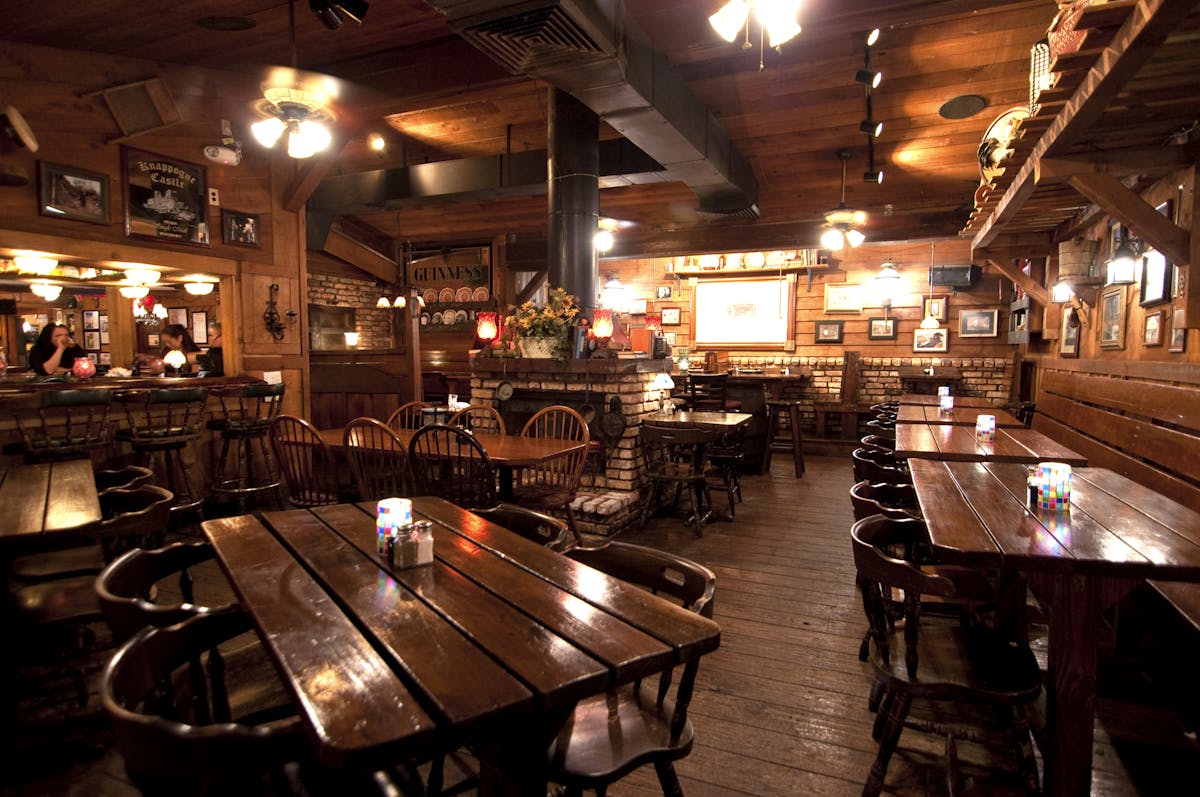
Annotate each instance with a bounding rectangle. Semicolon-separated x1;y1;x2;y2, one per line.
459;5;604;73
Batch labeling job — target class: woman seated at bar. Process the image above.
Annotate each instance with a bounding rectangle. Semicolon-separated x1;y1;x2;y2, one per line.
137;323;202;374
28;324;87;376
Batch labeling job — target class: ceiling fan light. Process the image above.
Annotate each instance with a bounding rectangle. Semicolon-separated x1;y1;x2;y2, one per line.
124;268;160;285
184;282;215;296
120;285;150;299
251;116;286;148
13;255;58;275
846;228;866;248
709;0;749;43
856;68;882;88
820;227;846;251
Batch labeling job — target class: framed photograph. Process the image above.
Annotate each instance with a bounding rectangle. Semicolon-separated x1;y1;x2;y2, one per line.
192;311;208;344
100;330;110;345
146;334;160;348
1172;264;1186;299
123;147;208;245
923;296;948;323
867;317;897;340
655;285;672;299
99;352;112;366
1169;310;1187;353
815;320;844;343
168;307;188;327
83;310;100;330
912;327;948;353
99;314;108;334
87;352;98;365
627;298;648;315
39;162;110;225
222;209;261;247
83;331;100;350
959;309;999;338
1144;310;1164;346
1059;307;1080;358
661;307;682;326
824;283;863;313
664;332;677;345
1139;248;1170;306
1099;285;1126;350
691;275;796;351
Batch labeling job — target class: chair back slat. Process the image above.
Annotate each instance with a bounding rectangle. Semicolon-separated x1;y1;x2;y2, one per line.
84;485;174;563
849;479;920;521
518;405;589;492
118;388;208;444
269;415;344;507
212;383;285;432
96;541;222;643
448;405;506;435
386;400;430;432
686;373;729;411
10;389;114;462
408;424;496;509
472;503;571;551
344;417;409;501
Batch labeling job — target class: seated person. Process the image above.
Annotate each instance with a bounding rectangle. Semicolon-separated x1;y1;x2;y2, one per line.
136;323;202;374
200;321;224;376
28;324;86;376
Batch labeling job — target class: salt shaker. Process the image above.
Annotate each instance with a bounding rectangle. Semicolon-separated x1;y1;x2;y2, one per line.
415;520;434;566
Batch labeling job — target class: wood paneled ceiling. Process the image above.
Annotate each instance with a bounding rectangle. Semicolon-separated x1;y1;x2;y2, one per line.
4;0;1197;259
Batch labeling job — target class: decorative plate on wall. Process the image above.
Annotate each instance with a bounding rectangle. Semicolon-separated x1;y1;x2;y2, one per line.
438;287;455;303
472;286;489;301
423;289;438;305
455;286;472;302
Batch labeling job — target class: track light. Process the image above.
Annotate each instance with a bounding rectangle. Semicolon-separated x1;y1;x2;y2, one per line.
866;28;880;47
856;69;882;88
863;169;884;184
310;1;368;30
860;119;883;137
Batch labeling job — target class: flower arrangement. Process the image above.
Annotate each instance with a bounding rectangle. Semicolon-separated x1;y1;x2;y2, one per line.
504;287;582;358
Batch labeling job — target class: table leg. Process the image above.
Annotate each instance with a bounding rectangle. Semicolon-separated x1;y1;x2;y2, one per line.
498;465;514;502
475;708;570;797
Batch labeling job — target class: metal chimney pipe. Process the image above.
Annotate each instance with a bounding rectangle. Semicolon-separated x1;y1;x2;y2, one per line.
547;88;599;314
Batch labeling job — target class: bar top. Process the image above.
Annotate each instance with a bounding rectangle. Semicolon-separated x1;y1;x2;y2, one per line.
0;373;259;396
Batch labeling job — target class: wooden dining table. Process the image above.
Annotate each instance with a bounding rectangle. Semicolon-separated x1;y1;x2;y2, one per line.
896;403;1024;428
908;459;1200;796
895;422;1087;466
202;497;721;796
897;392;994;408
0;459;101;551
644;410;752;522
319;426;586;501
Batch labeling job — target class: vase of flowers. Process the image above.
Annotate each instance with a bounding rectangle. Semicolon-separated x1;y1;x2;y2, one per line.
506;287;581;359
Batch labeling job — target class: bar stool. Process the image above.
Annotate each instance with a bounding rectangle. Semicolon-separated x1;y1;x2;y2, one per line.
207;383;284;511
9;389;114;464
762;399;805;477
117;388;209;516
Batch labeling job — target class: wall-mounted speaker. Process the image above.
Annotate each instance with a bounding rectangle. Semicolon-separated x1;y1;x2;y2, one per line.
929;265;981;288
84;78;181;141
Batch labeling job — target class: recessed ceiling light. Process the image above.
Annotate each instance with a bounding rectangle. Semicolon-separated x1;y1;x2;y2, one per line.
196;16;257;32
939;95;987;120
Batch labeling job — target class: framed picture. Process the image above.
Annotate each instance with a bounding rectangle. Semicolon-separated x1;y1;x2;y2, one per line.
815;320;844;343
1169;310;1187;353
38;161;110;225
1139;248;1170;306
168;308;188;327
1172;264;1187;299
192;311;208;344
661;307;682;325
83;331;100;350
83;310;100;330
146;334;160;348
99;314;108;334
691;275;796;351
222;209;261;247
1099;285;1126;350
1144;310;1164;346
923;297;948;323
627;298;648;315
123;147;209;245
100;330;110;345
867;317;897;340
824;283;863;313
99;352;112;366
664;331;677;345
1059;307;1080;358
656;285;672;299
913;327;948;353
958;309;998;337
87;352;98;365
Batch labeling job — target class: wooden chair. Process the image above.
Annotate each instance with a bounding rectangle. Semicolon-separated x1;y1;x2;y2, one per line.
344;417;410;501
95;464;155;495
849;480;921;522
96;541;225;643
852;447;909;485
550;542;715;796
207;382;284;510
386;399;430;432
685;372;741;411
859;433;896;452
514;406;590;545
864;418;896;439
639;423;720;534
472;503;572;552
408;423;497;510
269;415;347;507
852;515;1039;797
10;388;114;463
116;387;209;515
448;404;506;435
813;351;868;439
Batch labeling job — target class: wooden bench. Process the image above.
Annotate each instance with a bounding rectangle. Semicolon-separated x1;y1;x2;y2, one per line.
813;351;869;439
1034;365;1200;661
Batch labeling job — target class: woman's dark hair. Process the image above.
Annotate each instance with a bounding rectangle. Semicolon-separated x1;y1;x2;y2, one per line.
161;323;201;352
32;323;68;355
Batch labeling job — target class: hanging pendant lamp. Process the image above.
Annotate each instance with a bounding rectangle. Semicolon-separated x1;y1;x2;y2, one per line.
820;150;867;250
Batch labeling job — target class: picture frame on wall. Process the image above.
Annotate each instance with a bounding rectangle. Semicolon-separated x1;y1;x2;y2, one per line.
1139;248;1170;306
168;308;187;327
867;317;897;340
923;296;948;323
1059;307;1080;358
122;147;209;245
146;334;160;348
99;352;112;366
83;331;100;350
222;209;261;247
1144;310;1164;346
664;331;677;346
912;327;948;353
824;283;863;313
192;311;208;345
815;320;844;343
661;307;682;325
83;310;100;330
1169;309;1187;353
1099;285;1126;350
656;285;672;299
38;161;110;225
958;309;998;337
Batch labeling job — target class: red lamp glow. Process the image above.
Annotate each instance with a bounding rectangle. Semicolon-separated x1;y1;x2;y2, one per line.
592;309;614;340
644;313;662;332
72;357;96;379
476;312;498;343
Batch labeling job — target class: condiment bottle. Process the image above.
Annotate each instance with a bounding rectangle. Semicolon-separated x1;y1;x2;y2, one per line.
415;520;434;566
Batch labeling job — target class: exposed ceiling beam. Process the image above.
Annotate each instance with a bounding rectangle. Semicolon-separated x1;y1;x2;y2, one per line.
1065;172;1190;266
1036;144;1200;182
981;256;1050;306
317;227;398;283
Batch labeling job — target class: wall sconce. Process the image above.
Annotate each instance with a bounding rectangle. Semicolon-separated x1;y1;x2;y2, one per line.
872;261;901;313
645;313;662;333
1105;228;1140;286
343;331;360;348
475;312;498;347
264;283;287;341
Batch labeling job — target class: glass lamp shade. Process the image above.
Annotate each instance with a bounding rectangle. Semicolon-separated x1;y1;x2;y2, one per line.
1051;281;1075;303
873;263;901;307
251;117;286;147
13;255;57;275
72;358;97;379
649;373;675;391
599;278;626;312
645;313;662;332
184;282;214;296
709;0;749;42
476;312;498;342
376;296;392;308
124;268;160;285
30;281;63;301
343;331;360;347
594;229;614;253
163;349;188;370
592;309;614;340
820;227;845;250
120;285;150;299
393;296;406;308
1106;246;1138;286
920;313;941;330
845;228;866;248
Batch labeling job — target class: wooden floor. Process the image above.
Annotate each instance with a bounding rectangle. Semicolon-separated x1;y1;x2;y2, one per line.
3;455;1199;796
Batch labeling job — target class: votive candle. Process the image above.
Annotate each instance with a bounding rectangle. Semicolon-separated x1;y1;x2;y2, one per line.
975;414;996;442
938;395;955;413
377;497;412;554
1035;462;1072;512
937;386;950;397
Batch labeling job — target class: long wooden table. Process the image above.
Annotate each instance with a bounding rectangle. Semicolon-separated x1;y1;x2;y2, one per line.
896;404;1023;428
202;498;721;796
0;459;101;550
895;423;1087;466
319;426;586;501
909;460;1200;796
897;392;994;408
